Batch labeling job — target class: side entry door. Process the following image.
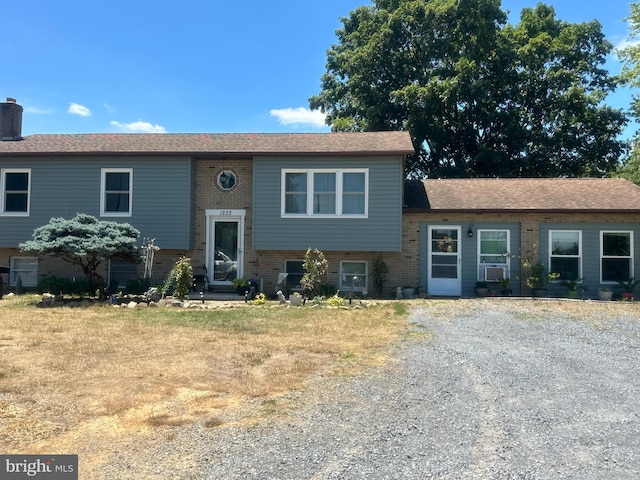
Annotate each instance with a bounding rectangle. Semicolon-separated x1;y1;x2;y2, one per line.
427;226;462;296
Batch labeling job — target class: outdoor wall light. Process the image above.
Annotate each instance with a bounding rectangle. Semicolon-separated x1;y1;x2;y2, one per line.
468;225;474;238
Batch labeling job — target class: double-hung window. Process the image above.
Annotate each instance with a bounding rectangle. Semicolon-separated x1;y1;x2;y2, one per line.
478;230;509;281
313;172;336;214
10;257;38;287
101;168;132;216
549;230;582;281
282;169;368;217
601;231;633;283
342;172;366;215
340;261;368;292
1;168;30;215
284;172;308;215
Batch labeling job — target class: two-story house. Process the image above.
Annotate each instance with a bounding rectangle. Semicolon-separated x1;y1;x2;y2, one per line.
0;98;414;295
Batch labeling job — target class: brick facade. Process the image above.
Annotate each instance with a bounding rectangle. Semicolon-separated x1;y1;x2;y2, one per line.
191;158;255;269
3;209;639;296
401;211;640;295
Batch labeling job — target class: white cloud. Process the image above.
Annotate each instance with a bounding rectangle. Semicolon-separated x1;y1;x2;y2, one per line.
103;102;115;114
110;120;167;133
614;35;640;56
269;107;326;128
68;102;91;117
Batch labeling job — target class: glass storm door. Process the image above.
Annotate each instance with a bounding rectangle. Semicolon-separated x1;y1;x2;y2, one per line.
428;226;462;296
207;210;245;284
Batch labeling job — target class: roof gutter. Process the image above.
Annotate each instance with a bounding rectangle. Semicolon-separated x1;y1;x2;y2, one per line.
403;208;640;214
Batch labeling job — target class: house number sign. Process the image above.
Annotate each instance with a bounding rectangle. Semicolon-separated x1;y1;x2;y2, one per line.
207;209;245;218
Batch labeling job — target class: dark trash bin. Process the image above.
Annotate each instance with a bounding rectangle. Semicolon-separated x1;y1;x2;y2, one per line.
0;266;10;298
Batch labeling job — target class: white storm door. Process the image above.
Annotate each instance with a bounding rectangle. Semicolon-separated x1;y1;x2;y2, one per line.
428;226;462;296
206;209;245;284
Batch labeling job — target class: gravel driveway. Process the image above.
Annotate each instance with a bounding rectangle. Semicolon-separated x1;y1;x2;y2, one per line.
204;300;640;479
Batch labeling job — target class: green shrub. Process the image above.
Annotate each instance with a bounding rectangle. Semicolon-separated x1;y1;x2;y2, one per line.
126;277;151;295
36;275;94;296
372;256;388;298
251;292;267;305
326;294;345;307
37;274;69;294
163;256;193;299
319;283;337;297
310;295;327;305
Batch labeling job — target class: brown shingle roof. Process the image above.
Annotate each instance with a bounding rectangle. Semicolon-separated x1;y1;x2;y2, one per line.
0;131;414;156
404;178;640;212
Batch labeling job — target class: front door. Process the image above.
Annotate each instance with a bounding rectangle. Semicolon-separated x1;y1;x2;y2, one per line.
206;209;245;285
428;226;462;296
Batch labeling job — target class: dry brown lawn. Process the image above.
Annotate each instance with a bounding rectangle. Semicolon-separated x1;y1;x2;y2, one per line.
0;295;410;478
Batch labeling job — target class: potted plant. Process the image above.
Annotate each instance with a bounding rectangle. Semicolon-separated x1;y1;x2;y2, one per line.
401;285;415;299
498;277;512;296
232;278;248;296
617;278;640;301
475;281;490;297
560;278;584;299
598;287;613;301
289;291;303;306
526;263;559;297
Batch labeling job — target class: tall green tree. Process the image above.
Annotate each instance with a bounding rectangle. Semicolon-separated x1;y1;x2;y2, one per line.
310;0;627;178
19;213;140;288
618;0;640;178
615;138;640;184
618;1;640;120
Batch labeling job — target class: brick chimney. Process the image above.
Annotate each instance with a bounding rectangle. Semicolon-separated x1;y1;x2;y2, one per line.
0;98;23;141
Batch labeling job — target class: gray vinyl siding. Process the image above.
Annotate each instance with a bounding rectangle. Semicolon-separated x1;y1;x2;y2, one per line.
419;222;521;297
462;223;521;297
252;156;403;252
0;156;193;249
540;222;640;297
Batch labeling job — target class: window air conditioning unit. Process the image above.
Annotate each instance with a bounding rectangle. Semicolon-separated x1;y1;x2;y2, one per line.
485;266;506;282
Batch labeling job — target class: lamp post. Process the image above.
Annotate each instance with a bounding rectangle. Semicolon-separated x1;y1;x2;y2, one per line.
349;276;360;305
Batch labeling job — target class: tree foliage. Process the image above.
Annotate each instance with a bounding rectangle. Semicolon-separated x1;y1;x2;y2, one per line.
618;1;640;119
615;138;640;185
310;0;627;178
618;0;640;174
19;213;140;287
301;248;328;297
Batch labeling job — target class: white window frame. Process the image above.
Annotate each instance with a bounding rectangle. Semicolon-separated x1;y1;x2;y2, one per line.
101;168;133;217
477;229;510;281
549;230;582;283
1;168;31;216
339;260;368;292
600;230;634;284
281;169;368;218
10;256;38;287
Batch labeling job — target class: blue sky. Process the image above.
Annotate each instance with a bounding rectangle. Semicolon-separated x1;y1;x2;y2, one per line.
2;0;637;137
